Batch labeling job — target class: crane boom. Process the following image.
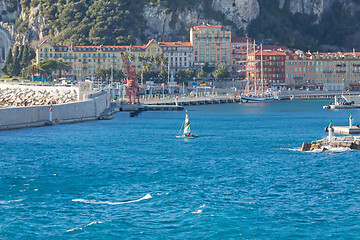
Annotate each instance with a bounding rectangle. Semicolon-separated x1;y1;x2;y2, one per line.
121;52;140;104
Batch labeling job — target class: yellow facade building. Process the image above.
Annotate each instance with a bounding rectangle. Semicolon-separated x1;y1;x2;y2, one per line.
190;24;231;67
35;39;163;80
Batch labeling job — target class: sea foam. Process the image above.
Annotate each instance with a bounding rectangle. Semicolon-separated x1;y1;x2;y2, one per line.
282;146;353;153
72;193;152;205
0;199;23;204
66;221;103;232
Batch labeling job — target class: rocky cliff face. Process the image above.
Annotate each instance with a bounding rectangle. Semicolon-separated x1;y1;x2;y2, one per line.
17;6;47;45
0;0;359;48
141;0;332;40
0;0;47;46
212;0;259;28
142;0;260;41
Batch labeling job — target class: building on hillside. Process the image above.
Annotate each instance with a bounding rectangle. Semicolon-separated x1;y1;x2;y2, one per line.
159;41;193;81
247;48;286;86
230;37;255;78
261;45;290;52
35;40;167;81
190;24;231;68
311;51;360;91
285;50;318;89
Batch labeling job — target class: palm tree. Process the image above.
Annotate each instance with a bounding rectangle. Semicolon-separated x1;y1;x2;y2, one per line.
36;59;58;80
56;59;71;78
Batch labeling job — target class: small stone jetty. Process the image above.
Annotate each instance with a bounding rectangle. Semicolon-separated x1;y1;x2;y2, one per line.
0;87;78;107
301;136;360;151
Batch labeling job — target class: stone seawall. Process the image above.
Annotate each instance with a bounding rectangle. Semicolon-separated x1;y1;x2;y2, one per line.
0;83;79;107
0;90;110;130
301;136;360;151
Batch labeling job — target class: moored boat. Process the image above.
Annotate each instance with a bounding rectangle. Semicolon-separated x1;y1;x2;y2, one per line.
241;95;275;103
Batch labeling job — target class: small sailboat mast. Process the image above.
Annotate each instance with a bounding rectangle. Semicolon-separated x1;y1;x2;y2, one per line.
183;110;190;135
177;110;198;138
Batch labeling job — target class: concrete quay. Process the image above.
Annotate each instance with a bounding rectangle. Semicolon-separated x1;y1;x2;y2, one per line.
113;102;184;117
142;95;240;106
325;126;360;134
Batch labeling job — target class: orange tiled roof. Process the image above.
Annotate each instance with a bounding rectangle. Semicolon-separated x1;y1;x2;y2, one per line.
47;45;146;52
250;50;286;56
159;42;192;47
144;39;159;48
192;25;229;31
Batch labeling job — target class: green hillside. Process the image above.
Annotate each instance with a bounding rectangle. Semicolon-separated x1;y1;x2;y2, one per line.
16;0;360;51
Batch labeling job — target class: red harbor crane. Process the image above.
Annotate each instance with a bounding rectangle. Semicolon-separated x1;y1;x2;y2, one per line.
121;52;140;104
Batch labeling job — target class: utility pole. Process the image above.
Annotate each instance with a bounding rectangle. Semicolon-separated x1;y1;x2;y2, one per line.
167;60;170;84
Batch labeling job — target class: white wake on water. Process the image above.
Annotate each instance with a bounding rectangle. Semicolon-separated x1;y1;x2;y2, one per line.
66;221;103;232
192;204;205;214
0;199;23;204
72;193;152;205
310;146;352;153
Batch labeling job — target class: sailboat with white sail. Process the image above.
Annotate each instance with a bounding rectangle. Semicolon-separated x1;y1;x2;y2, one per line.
241;42;275;103
176;110;198;138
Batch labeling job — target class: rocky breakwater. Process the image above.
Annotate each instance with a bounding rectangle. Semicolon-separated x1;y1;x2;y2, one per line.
301;136;360;152
0;88;78;107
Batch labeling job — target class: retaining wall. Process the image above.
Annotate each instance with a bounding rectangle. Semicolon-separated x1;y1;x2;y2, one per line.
0;90;109;130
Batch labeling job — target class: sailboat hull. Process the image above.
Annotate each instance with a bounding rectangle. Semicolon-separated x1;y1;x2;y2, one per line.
241;96;275;103
176;135;199;138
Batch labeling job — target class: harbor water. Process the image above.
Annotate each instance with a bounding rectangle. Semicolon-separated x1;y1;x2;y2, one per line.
0;100;359;238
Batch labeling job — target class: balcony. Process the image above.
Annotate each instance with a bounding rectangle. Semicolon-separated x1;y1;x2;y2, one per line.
336;64;346;67
336;70;346;73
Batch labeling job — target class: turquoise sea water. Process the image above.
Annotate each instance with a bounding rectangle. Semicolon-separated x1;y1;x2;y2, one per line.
0;100;360;239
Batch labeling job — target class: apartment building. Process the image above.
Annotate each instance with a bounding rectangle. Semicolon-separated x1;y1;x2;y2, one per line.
36;40;149;80
247;49;286;85
230;37;255;77
311;51;360;91
159;41;193;81
190;24;231;67
285;50;317;88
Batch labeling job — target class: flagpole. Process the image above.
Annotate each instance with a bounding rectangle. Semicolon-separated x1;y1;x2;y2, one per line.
182;82;184;97
162;83;164;99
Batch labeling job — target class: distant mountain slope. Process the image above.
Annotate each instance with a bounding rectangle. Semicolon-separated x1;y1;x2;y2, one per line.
1;0;360;51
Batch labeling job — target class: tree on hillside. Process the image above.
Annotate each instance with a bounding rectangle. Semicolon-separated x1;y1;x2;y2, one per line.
198;70;207;79
1;48;13;76
36;59;70;79
56;59;71;78
177;70;196;80
96;68;124;83
202;62;215;74
1;44;36;77
213;66;230;80
13;46;21;76
36;59;58;79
